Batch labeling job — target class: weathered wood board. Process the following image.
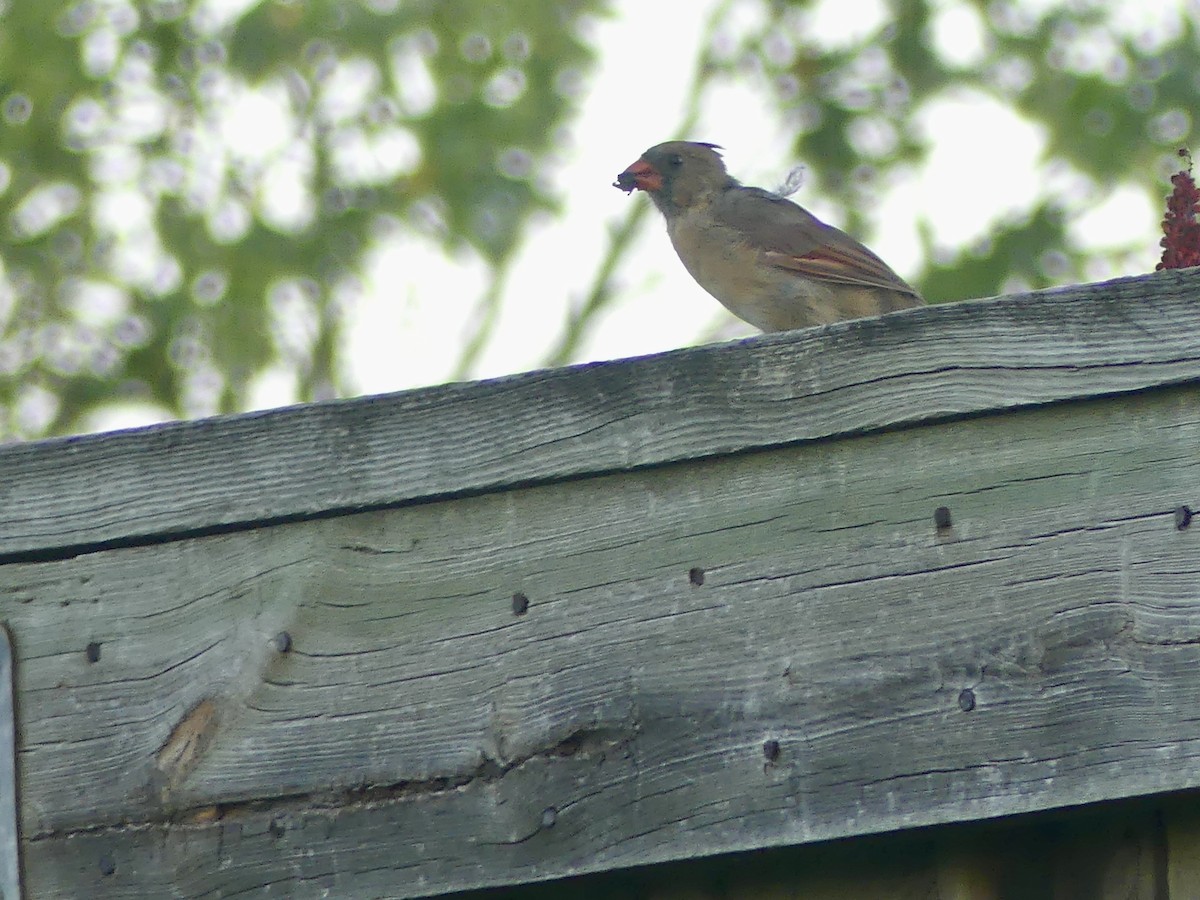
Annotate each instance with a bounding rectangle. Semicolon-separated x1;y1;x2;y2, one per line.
457;796;1195;900
1;270;1199;896
3;269;1200;560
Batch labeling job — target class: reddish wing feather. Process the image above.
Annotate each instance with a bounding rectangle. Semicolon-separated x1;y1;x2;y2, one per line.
764;244;918;295
717;187;919;296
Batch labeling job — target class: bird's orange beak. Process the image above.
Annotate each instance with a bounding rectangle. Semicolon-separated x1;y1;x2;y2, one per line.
613;158;663;194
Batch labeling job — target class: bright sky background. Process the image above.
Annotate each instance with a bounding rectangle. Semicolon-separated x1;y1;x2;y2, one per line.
84;0;1191;430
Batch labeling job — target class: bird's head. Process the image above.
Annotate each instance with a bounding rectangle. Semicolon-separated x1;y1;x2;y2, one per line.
614;141;731;215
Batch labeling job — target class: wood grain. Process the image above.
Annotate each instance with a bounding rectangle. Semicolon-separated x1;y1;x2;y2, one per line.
3;269;1199;561
7;379;1200;897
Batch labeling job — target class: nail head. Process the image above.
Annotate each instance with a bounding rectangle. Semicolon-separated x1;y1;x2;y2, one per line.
1175;505;1193;530
934;506;952;529
512;592;529;616
958;688;976;712
689;567;705;586
85;642;101;664
763;738;781;762
271;631;292;654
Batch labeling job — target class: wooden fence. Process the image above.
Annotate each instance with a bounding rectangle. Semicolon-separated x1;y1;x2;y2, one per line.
2;268;1199;897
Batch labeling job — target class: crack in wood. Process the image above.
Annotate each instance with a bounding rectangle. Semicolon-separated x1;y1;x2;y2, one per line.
28;724;636;844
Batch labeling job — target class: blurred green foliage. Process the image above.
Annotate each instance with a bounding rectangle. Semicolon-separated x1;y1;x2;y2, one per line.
738;0;1198;297
0;0;602;437
0;0;1196;439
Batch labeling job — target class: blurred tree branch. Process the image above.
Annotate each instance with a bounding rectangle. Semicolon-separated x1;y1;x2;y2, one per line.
0;0;605;438
538;0;733;369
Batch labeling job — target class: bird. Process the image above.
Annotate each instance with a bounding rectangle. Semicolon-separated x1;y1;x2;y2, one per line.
614;141;923;332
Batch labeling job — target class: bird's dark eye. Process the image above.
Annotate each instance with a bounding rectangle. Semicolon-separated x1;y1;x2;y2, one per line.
667;154;683;168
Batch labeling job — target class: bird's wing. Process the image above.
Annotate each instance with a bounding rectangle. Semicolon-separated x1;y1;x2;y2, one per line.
714;187;920;296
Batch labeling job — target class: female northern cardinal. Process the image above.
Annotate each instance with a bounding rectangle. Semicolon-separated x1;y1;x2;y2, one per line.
615;141;922;332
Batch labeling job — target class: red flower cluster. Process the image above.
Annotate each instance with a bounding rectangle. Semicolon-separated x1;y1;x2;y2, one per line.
1158;149;1200;270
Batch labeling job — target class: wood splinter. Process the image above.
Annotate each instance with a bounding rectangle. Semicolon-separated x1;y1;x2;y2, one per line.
155;698;219;791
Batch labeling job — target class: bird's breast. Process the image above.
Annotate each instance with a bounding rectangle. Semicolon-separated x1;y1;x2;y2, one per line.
666;209;829;331
667;211;767;299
